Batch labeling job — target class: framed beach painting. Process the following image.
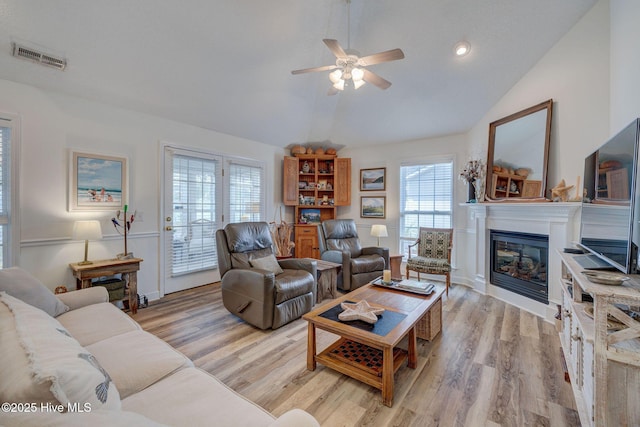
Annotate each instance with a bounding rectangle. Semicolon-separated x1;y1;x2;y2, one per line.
361;196;386;218
69;151;128;211
360;167;386;191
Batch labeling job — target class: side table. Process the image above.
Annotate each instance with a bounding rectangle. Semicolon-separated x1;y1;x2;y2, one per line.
389;255;403;281
69;258;143;314
306;258;341;303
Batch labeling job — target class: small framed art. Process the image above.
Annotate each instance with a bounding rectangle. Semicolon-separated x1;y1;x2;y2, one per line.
361;196;386;218
360;167;386;191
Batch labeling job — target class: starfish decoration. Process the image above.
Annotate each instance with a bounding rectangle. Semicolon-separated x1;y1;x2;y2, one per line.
338;300;385;324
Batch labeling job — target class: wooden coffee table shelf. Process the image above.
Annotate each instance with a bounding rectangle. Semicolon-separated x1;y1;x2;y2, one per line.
304;282;444;406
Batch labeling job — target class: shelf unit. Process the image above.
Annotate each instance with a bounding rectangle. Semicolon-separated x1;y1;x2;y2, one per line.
596;167;629;201
283;154;351;258
558;251;640;426
490;172;542;199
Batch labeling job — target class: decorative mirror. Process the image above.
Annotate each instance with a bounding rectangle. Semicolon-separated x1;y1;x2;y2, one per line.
487;99;553;200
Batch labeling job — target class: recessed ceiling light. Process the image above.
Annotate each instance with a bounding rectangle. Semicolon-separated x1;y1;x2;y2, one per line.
454;41;471;57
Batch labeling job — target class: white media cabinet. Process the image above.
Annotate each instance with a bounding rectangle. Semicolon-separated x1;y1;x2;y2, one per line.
558;252;640;426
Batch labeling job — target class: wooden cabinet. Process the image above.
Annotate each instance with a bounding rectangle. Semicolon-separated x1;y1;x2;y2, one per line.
283;154;351;258
558;252;640;426
295;225;319;259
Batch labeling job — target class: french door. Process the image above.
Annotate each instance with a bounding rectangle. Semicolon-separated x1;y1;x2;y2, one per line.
162;147;223;294
161;144;265;294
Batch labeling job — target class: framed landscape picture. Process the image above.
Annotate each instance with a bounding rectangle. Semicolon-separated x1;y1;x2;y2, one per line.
69;151;128;211
361;196;386;218
360;167;386;191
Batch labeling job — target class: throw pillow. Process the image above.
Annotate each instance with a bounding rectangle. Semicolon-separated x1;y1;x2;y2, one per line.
0;267;68;317
250;254;284;275
0;292;121;410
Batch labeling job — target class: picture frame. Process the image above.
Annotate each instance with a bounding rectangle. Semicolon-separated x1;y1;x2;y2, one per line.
69;151;128;211
361;196;386;218
299;208;321;224
360;167;386;191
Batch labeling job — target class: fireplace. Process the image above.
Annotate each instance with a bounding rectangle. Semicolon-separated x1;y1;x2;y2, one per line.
490;230;549;304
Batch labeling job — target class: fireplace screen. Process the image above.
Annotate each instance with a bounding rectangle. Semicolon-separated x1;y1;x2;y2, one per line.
490;230;549;304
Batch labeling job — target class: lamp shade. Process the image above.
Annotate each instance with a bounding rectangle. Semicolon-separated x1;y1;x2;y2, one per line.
72;220;102;241
370;224;388;238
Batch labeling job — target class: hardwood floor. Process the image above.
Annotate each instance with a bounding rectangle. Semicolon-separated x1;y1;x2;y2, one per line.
133;283;581;426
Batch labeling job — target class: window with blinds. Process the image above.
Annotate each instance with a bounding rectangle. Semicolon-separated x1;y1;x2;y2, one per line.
0;121;11;268
228;162;264;223
167;150;265;278
399;160;453;258
170;154;220;276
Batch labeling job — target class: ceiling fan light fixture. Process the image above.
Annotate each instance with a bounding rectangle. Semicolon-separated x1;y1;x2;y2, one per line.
351;67;364;81
353;79;365;90
333;79;345;91
329;69;343;83
454;41;471;57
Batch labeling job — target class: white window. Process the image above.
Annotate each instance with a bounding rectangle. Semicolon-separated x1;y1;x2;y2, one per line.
399;160;453;258
0;115;17;268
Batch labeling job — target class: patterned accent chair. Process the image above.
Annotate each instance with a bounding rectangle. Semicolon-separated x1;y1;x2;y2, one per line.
406;227;453;296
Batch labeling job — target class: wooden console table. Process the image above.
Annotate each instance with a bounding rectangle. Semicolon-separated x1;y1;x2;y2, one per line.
69;258;143;314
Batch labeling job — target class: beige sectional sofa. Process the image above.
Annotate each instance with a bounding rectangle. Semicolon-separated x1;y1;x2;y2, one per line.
0;267;318;427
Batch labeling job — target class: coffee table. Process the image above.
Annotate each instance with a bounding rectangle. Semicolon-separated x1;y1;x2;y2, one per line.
303;283;444;406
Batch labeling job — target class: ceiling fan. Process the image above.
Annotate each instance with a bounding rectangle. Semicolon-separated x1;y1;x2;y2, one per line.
291;1;405;95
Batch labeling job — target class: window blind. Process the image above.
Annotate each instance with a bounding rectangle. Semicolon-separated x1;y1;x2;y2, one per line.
399;161;453;257
228;161;264;223
0;123;10;268
169;153;219;276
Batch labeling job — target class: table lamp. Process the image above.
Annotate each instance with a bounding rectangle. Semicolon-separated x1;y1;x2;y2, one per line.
72;220;102;265
370;224;388;247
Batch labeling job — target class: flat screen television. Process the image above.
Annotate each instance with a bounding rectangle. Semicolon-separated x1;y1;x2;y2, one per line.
579;118;640;274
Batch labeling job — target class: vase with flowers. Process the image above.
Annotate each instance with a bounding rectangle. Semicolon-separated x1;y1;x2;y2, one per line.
459;159;486;203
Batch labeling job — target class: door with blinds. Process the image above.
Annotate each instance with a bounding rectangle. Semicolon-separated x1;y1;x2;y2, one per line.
163;148;223;294
162;145;265;294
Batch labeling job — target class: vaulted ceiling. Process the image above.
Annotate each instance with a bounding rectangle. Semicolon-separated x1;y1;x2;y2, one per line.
0;0;597;149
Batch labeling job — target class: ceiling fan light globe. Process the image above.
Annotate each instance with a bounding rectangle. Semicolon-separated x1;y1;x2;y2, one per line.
454;41;471;56
329;69;343;83
353;79;365;90
351;67;364;81
333;79;345;91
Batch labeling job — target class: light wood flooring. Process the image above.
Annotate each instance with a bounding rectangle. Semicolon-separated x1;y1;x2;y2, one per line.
133;283;580;426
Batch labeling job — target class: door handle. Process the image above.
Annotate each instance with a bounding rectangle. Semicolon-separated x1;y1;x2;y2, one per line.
165;226;173;231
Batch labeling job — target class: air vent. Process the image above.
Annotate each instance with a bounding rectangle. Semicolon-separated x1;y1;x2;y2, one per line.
11;42;67;70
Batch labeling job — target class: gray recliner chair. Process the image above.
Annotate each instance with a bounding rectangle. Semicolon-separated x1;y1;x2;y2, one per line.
216;222;317;330
318;219;389;292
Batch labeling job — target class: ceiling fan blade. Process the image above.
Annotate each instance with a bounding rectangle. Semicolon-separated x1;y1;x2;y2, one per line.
358;48;405;66
323;39;347;58
328;85;340;96
362;69;392;90
291;64;337;75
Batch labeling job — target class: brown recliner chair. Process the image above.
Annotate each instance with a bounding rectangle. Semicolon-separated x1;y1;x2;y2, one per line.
216;222;317;330
318;219;389;292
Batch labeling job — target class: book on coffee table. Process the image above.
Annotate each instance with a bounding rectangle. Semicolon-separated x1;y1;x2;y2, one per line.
396;279;434;293
371;277;434;295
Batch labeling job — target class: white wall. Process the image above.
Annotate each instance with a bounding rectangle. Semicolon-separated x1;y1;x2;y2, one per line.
1;79;286;298
338;133;468;280
610;0;640;129
337;1;611;287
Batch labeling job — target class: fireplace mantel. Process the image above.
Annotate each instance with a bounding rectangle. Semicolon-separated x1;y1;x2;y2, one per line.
461;202;580;321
